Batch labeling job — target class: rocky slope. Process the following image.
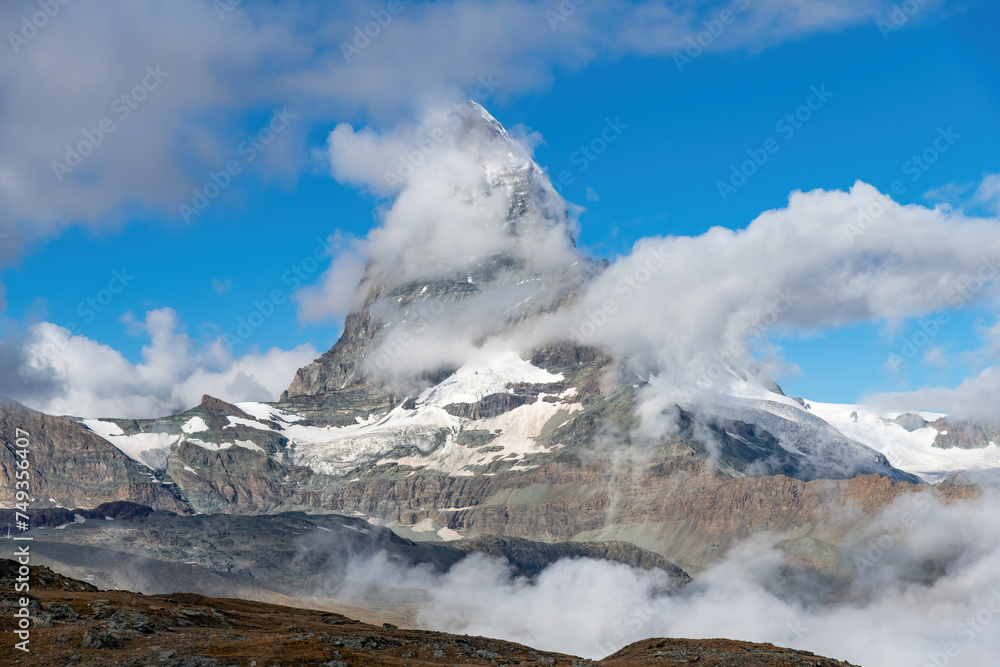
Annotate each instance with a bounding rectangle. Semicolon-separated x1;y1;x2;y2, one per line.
4;502;690;607
0;560;859;667
928;417;1000;449
0;397;187;512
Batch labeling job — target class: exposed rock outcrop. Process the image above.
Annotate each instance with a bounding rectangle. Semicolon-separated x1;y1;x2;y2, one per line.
0;397;188;512
929;417;1000;449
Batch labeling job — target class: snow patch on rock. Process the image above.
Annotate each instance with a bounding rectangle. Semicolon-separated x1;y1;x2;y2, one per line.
81;419;180;470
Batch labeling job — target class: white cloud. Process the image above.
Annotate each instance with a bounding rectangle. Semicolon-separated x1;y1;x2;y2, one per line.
0;0;903;264
976;173;1000;215
327;490;1000;666
923;173;1000;217
866;365;1000;421
518;182;1000;395
5;308;316;418
988;318;1000;361
616;0;893;57
922;345;948;369
294;245;368;324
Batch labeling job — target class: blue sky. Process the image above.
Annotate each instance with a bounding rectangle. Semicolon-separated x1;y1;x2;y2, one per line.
1;0;998;415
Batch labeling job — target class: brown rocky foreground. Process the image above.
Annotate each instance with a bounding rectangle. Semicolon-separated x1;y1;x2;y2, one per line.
0;561;859;667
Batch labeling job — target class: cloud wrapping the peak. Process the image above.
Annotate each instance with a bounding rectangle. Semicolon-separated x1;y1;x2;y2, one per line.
302;101;592;383
315;100;584;283
542;182;1000;388
310;102;1000;419
866;365;1000;420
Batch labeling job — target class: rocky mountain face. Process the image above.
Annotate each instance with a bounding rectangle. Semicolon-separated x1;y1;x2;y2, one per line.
0;102;968;580
929;418;1000;449
0;397;187;512
894;412;1000;449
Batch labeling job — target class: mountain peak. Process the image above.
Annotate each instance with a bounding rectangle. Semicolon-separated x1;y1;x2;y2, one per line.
465;99;519;147
281;101;601;400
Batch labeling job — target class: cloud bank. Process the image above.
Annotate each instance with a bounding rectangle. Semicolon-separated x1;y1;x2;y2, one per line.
322;489;1000;666
0;308;316;418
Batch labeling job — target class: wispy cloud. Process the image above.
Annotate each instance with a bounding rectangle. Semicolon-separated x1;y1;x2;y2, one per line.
0;0;907;263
